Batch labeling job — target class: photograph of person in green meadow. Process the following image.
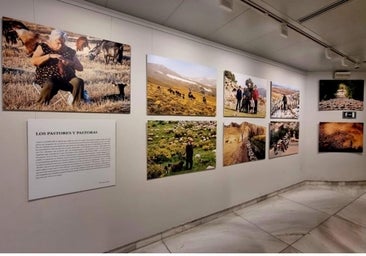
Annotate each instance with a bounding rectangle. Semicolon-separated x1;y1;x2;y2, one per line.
147;120;216;180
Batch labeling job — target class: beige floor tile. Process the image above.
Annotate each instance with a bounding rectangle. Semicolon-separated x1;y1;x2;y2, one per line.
131;241;170;253
163;213;288;253
292;216;366;253
337;197;366;228
279;184;359;214
235;196;329;244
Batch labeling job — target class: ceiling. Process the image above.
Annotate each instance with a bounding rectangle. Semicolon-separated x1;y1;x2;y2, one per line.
82;0;366;72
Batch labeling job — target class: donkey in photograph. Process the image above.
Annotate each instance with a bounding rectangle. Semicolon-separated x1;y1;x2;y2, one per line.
88;40;124;64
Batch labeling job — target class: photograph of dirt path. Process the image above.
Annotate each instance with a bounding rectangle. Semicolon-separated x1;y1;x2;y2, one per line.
147;54;216;116
223;121;266;166
2;16;131;113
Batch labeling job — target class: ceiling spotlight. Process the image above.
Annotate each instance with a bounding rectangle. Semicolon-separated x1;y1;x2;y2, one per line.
341;57;348;67
280;23;288;38
325;48;332;60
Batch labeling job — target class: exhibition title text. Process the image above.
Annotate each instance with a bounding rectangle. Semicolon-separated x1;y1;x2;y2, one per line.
36;131;98;136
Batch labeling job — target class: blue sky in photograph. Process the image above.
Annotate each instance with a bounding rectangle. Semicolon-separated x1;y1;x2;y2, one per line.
232;71;267;89
147;54;216;80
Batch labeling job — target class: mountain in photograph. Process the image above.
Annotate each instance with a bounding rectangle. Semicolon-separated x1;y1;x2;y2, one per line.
147;63;216;96
147;62;216;116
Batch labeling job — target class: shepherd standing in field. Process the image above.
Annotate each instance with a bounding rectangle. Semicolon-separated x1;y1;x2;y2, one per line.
185;137;194;170
31;29;85;105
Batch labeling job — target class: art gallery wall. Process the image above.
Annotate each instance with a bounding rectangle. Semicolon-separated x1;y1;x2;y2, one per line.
1;0;363;253
302;72;366;181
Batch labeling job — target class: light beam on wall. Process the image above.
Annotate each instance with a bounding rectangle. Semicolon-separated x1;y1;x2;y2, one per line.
280;23;288;38
325;48;332;60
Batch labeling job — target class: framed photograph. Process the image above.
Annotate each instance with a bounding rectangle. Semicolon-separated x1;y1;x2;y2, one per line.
270;82;300;119
319;80;364;111
223;70;267;118
223;121;266;166
147;54;216;116
269;121;299;159
319;122;363;153
2;17;131;113
147;120;216;180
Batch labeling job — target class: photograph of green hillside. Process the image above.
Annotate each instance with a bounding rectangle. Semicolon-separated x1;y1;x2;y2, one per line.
319;122;363;153
224;70;267;118
319;80;364;111
147;120;217;180
223;121;266;166
147;54;216;116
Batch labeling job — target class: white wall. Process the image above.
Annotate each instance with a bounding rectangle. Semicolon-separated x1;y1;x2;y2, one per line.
302;72;366;181
2;0;363;253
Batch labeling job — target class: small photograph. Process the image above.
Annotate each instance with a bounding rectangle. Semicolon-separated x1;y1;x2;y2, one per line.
147;54;217;116
2;17;131;113
319;80;364;111
319;122;363;153
223;121;266;166
224;70;267;118
269;121;299;159
147;120;216;180
270;82;300;119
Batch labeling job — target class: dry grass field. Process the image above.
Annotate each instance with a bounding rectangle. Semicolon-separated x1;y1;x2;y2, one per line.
147;82;216;116
2;17;131;113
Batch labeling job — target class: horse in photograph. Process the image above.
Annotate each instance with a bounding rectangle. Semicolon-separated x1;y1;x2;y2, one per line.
2;19;42;56
75;36;90;52
88;40;124;64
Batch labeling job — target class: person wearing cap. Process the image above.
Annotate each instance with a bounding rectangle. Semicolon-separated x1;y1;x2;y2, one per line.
31;29;84;105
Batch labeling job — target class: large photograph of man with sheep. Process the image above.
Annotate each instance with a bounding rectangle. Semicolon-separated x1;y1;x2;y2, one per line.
2;17;131;113
147;54;216;116
147;120;216;180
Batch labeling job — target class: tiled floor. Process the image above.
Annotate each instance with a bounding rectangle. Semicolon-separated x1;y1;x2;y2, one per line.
130;182;366;253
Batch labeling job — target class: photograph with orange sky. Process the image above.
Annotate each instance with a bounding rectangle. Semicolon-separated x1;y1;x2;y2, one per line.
319;122;363;153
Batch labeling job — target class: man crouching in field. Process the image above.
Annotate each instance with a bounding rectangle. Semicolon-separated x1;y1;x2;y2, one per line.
31;29;84;105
